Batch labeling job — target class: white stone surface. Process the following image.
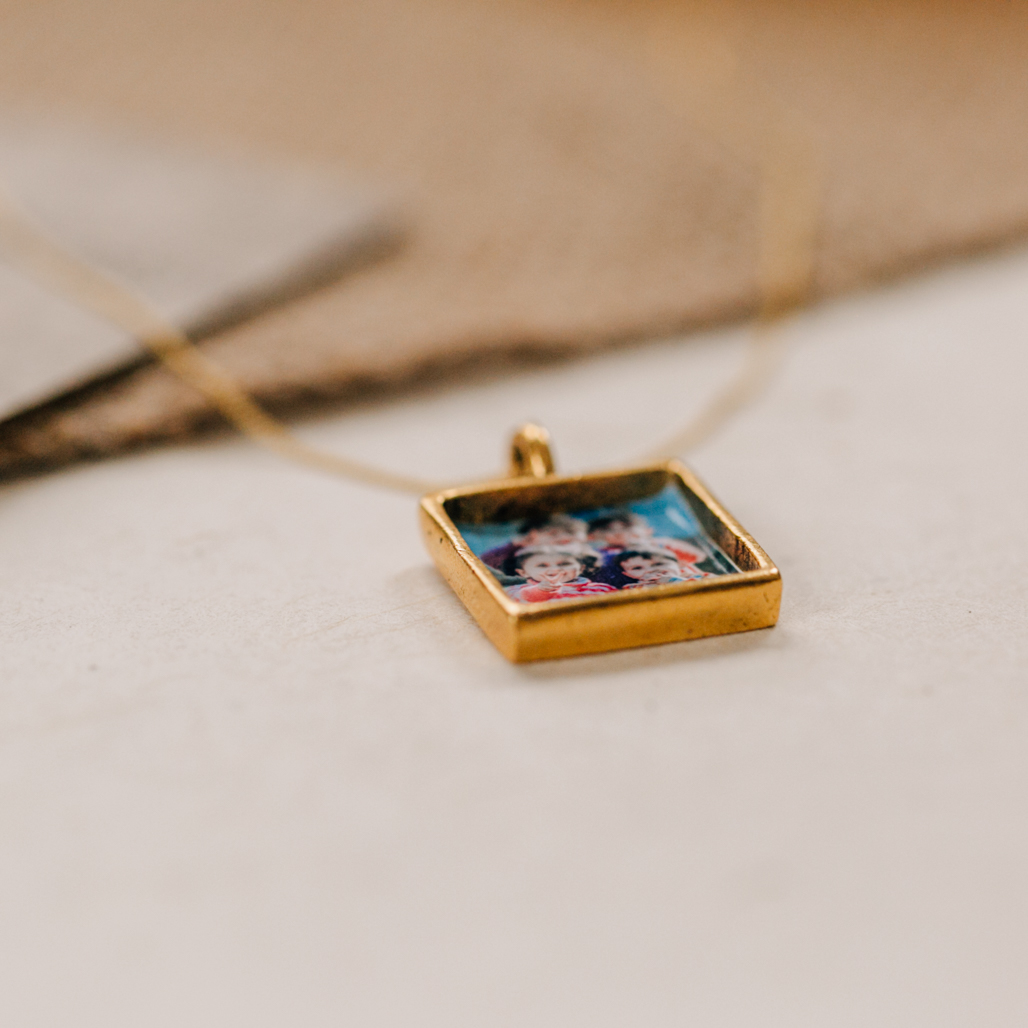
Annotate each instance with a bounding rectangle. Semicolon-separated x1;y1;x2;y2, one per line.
1;247;1027;1026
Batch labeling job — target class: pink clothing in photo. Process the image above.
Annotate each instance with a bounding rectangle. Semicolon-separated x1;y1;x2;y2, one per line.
506;578;617;603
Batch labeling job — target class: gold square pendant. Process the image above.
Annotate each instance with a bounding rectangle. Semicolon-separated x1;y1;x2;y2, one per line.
420;426;781;662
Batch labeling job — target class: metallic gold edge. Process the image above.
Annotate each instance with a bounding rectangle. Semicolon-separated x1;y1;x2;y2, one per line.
665;458;779;574
513;566;781;622
512;574;783;661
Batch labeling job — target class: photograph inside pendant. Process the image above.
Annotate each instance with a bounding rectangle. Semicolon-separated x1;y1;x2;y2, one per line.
455;484;739;605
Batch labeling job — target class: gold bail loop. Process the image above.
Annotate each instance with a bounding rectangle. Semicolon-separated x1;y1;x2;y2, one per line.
509;423;555;479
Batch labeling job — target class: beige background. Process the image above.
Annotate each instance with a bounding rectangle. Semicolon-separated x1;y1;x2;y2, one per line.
2;243;1027;1025
2;0;1028;471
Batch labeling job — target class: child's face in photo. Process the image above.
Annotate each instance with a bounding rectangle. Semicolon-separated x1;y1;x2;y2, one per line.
518;552;581;586
620;554;680;584
521;526;580;547
591;520;651;548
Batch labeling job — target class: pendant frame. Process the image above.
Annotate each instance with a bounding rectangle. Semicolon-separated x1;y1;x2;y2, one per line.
420;429;781;662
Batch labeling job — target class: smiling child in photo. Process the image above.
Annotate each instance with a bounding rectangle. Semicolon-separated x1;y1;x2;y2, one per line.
501;545;616;603
608;548;712;590
481;514;587;570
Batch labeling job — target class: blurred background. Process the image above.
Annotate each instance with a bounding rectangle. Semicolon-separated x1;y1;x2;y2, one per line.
2;0;1028;472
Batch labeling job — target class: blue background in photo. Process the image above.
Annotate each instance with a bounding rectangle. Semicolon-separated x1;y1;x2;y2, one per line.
456;484;736;572
626;484;703;538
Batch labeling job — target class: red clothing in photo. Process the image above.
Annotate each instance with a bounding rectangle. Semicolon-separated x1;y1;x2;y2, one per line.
506;578;617;603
